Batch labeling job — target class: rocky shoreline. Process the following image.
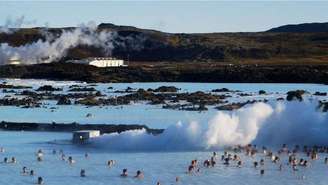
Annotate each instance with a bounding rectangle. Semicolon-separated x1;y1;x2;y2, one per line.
1;62;328;83
0;121;164;135
1;79;327;112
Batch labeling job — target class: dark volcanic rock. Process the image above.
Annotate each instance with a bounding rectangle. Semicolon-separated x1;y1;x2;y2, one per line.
314;92;327;96
0;84;32;89
73;88;225;109
20;90;39;97
75;97;100;106
57;96;72;105
177;91;225;105
286;90;306;101
183;104;208;111
0;97;40;107
2;89;16;93
238;93;252;97
69;87;97;92
212;88;233;92
37;85;62;91
162;103;208;111
153;86;179;93
259;90;266;95
216;100;262;111
277;97;285;101
216;103;246;111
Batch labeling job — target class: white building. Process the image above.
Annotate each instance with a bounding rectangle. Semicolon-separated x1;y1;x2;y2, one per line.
67;57;126;68
7;58;22;65
72;130;101;143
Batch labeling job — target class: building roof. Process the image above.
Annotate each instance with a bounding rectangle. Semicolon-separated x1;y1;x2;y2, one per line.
86;57;123;61
73;130;100;133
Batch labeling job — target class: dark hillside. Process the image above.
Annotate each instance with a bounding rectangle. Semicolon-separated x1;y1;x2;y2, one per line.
0;23;327;62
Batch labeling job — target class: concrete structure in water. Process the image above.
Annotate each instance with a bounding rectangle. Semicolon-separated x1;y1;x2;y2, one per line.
72;130;100;143
66;57;127;67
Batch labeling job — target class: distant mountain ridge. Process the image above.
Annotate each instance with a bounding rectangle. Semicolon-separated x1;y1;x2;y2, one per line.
267;22;328;33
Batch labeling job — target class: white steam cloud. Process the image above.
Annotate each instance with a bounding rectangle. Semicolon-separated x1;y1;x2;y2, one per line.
0;16;36;33
205;103;273;147
0;17;149;65
0;22;117;64
253;101;328;146
90;101;328;151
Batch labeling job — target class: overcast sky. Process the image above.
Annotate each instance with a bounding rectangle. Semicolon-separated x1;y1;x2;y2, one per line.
0;1;327;33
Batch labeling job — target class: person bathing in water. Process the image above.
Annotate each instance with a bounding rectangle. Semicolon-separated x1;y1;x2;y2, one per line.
121;169;128;177
36;149;43;162
22;166;28;175
68;156;75;164
237;160;242;168
80;169;86;177
188;164;194;173
260;169;265;176
11;157;16;163
37;177;44;185
107;160;115;167
61;154;66;161
134;170;144;179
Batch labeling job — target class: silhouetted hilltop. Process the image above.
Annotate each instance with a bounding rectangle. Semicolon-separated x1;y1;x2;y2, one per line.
267;22;328;33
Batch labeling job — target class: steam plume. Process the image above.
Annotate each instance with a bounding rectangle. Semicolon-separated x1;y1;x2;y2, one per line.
0;15;36;33
0;22;116;64
90;101;328;151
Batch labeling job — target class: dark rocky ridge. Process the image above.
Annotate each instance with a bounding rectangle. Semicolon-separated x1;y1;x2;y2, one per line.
1;62;328;83
0;23;328;62
267;22;328;33
0;121;164;135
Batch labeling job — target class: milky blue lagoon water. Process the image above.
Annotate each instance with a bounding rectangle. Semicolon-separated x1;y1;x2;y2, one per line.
1;79;327;128
1;79;328;185
1;131;328;185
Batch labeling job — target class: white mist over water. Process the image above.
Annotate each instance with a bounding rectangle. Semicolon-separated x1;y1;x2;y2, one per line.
91;101;328;151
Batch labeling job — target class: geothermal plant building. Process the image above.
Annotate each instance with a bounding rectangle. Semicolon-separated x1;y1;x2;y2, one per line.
6;58;22;65
67;57;126;68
